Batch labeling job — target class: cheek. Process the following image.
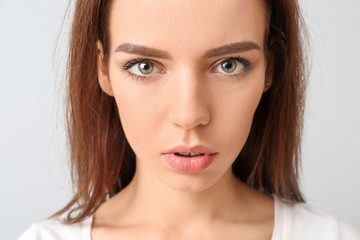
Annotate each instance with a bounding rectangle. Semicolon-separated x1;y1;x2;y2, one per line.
113;92;158;157
107;69;157;157
215;106;257;157
211;76;264;156
221;103;257;149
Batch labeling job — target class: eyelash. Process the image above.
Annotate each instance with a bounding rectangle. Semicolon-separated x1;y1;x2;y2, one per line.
122;56;252;81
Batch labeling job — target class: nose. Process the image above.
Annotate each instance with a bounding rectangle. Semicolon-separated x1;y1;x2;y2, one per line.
168;70;210;130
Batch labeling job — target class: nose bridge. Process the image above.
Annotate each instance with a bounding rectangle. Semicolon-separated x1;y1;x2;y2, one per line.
169;69;210;129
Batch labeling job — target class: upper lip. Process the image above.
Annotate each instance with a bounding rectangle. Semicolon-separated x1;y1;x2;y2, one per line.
162;145;217;155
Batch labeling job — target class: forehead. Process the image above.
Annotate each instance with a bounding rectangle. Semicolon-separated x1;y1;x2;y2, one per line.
108;0;266;57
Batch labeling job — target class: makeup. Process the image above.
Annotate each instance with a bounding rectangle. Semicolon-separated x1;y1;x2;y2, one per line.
162;145;217;172
163;153;216;172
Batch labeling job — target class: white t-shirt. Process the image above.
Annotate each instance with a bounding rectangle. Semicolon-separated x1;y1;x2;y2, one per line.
18;197;360;240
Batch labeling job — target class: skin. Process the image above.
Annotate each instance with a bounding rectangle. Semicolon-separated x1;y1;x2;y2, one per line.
94;0;274;239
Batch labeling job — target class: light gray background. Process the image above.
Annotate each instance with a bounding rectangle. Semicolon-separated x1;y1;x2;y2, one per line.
1;0;359;239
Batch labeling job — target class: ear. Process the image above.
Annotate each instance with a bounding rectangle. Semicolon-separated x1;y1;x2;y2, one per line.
96;40;114;96
263;71;273;92
263;52;274;92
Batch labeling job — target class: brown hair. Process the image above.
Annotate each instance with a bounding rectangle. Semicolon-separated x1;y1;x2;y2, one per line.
52;0;307;223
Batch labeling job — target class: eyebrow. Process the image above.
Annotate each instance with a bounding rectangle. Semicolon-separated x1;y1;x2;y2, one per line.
114;41;261;59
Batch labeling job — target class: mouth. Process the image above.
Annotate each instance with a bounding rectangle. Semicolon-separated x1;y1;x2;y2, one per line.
162;145;217;156
162;145;217;172
174;152;205;157
163;152;216;172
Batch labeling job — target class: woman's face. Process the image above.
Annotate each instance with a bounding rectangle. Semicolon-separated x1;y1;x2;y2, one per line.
98;0;268;191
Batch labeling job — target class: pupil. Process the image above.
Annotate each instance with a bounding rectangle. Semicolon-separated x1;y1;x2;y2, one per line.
224;62;232;69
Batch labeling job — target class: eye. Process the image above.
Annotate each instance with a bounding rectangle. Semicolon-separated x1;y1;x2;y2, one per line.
122;58;161;78
132;61;155;75
215;58;251;75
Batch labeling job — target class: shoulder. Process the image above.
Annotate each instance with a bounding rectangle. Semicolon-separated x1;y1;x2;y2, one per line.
273;197;360;240
18;216;93;240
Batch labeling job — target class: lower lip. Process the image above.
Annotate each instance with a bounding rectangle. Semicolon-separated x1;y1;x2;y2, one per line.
163;153;216;172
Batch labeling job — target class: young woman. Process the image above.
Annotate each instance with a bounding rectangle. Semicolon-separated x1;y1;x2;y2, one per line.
19;0;360;239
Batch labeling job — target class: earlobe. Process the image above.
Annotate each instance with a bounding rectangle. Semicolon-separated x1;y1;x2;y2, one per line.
96;40;114;96
263;66;273;92
263;78;272;92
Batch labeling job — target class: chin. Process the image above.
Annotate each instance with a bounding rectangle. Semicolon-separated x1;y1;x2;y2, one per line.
159;171;223;193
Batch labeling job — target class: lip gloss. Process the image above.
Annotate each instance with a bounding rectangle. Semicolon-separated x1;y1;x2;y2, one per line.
163;153;216;172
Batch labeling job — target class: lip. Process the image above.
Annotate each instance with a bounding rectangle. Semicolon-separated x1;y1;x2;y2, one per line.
162;145;217;172
162;145;217;155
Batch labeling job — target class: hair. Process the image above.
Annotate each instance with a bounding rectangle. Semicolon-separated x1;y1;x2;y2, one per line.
51;0;308;223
